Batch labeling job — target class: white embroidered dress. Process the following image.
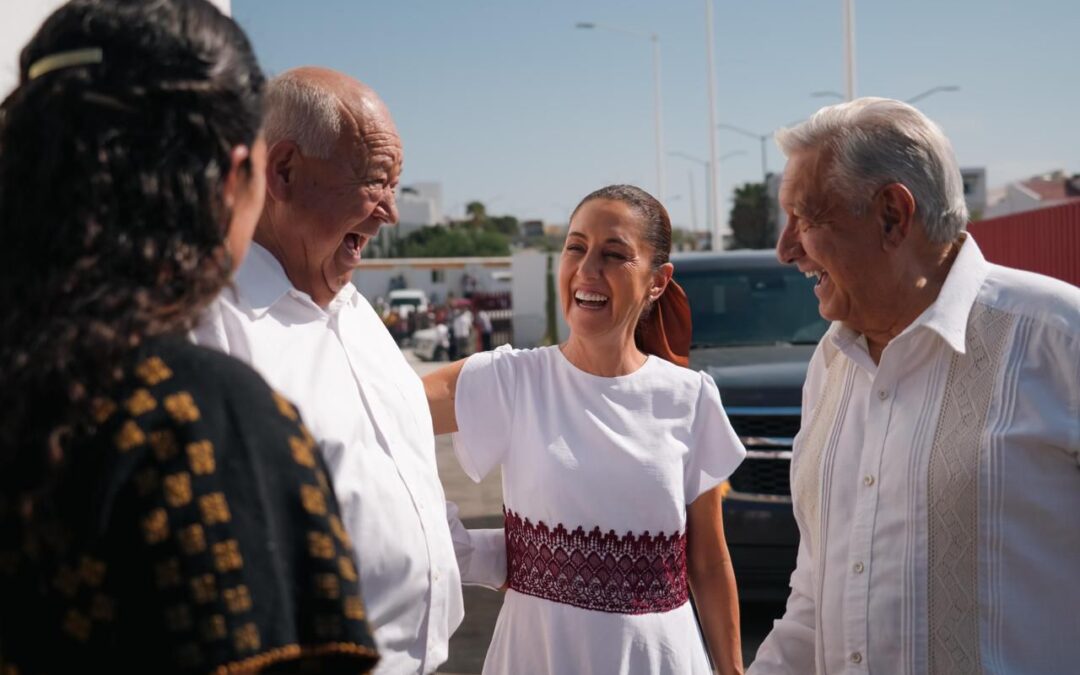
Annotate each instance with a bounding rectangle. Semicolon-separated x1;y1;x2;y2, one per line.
454;345;746;675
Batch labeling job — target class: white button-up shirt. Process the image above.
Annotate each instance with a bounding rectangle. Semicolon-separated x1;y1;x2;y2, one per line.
751;236;1080;674
193;244;469;674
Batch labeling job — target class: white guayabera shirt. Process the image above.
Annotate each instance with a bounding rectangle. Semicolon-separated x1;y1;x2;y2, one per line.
193;243;503;675
750;235;1080;674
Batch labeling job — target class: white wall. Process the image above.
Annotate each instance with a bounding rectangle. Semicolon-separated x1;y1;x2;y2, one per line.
3;0;230;98
352;258;511;305
511;250;568;348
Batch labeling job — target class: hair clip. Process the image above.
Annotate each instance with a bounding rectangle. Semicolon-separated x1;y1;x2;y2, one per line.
28;47;103;80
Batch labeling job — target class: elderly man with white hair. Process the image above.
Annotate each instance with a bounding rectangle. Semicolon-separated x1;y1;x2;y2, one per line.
194;67;505;674
749;98;1080;674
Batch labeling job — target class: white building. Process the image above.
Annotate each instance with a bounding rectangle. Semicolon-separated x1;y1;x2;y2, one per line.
352;256;511;306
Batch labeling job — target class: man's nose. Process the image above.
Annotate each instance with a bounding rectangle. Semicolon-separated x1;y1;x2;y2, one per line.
776;218;802;264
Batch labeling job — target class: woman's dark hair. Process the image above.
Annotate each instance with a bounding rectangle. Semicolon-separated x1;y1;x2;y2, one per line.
570;184;673;271
0;0;264;521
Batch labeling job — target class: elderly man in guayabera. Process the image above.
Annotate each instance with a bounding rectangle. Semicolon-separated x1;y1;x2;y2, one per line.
748;98;1080;675
194;68;505;674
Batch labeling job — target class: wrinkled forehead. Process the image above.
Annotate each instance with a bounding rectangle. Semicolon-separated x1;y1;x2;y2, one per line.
334;106;403;178
779;147;835;209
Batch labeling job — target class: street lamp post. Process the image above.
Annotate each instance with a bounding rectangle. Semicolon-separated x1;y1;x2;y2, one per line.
905;85;960;104
717;123;769;185
576;21;665;202
704;0;721;250
669;150;745;238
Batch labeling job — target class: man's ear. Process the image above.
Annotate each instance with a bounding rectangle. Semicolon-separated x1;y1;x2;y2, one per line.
876;182;916;249
265;140;300;203
650;262;675;302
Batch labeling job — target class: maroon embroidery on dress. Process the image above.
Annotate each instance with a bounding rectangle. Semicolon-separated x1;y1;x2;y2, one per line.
504;508;688;615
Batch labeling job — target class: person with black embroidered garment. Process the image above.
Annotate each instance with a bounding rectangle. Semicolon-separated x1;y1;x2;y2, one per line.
0;1;377;671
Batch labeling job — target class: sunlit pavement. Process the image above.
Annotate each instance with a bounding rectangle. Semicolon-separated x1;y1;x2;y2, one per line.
403;348;784;673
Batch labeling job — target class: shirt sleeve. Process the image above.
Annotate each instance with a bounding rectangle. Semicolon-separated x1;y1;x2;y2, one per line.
117;372;379;673
684;371;747;503
746;534;818;674
452;345;519;482
446;501;506;590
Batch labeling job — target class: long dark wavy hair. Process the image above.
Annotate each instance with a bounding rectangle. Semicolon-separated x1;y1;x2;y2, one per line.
0;0;264;527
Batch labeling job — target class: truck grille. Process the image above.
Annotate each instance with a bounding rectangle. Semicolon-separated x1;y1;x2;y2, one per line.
726;408;800;501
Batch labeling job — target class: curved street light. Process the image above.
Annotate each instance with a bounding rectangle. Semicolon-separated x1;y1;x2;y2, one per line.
905;85;960;104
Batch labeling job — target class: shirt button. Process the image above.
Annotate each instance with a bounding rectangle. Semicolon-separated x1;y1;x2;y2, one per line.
851;651;863;664
853;561;864;574
863;475;876;487
877;389;889;400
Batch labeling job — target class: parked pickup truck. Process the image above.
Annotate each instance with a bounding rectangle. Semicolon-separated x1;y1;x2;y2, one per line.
672;250;828;601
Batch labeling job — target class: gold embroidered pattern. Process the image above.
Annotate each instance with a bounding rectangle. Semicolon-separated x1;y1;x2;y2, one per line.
125;389;157;417
115;420;146;452
142;508;169;544
179;524;206;555
191;574;217;604
315;469;331;493
149;430;179;461
339;556;358;583
164;392;200;423
300;485;327;516
63;609;91;642
223;585;252;614
212;642;379;675
134;467;160;496
201;614;228;641
344;596;365;621
79;556;106;587
187;440;215;475
272;391;298;421
290;436;315;468
90;397;117;424
308;532;335;559
136;356;173;386
156;558;181;588
164;473;193;508
314;573;340;600
234;623;261;652
199;493;231;525
164;604;193;631
212;540;243;573
329;515;350;547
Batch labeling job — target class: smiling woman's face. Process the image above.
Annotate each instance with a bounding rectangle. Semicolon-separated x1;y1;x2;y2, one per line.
559;198;661;344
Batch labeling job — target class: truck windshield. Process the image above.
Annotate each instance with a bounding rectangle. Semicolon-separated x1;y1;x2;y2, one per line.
677;266;829;347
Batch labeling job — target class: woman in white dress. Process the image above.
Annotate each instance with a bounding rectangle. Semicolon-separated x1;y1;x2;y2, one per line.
425;185;746;675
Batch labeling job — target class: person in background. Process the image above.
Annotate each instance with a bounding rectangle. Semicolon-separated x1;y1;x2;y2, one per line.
0;1;377;672
750;98;1080;674
424;185;746;675
478;309;494;352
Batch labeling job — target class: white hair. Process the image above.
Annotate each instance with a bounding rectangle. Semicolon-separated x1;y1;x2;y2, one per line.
775;97;968;243
261;72;343;159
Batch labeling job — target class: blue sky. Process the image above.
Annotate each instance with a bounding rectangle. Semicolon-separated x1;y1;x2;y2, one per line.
233;0;1079;230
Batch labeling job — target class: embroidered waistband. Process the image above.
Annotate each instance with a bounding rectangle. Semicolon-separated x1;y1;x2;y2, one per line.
504;508;688;615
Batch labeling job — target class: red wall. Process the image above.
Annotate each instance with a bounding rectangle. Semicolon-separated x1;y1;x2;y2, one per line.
969;201;1080;287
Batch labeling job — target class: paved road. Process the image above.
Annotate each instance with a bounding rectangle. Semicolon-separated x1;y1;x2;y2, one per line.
404;350;786;673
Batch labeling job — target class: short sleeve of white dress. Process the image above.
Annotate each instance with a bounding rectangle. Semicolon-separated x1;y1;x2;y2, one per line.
684;371;747;503
453;345;519;482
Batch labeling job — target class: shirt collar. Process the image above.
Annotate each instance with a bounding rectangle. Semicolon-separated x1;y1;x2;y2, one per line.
828;233;989;357
904;233;988;354
233;242;360;319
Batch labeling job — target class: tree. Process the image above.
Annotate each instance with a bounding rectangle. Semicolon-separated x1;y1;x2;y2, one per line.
465;201;487;227
728;182;774;250
397;226;510;258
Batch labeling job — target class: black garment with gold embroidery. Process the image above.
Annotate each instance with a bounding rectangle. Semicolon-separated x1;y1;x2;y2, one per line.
0;337;378;673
